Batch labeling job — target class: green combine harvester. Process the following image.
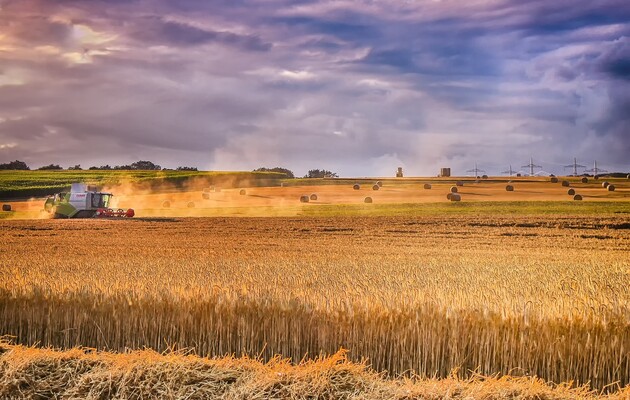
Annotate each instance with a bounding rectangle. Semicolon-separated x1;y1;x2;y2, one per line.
44;183;134;219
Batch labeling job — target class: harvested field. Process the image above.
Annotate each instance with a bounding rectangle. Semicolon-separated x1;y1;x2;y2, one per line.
1;343;626;400
1;215;629;393
3;176;629;219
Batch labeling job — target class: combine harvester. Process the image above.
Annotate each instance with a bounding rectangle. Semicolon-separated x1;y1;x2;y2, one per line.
44;183;134;219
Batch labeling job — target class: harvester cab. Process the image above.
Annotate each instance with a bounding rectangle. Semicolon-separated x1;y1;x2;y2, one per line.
44;183;134;219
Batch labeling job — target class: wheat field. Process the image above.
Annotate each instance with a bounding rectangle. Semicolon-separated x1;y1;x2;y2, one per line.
1;214;629;396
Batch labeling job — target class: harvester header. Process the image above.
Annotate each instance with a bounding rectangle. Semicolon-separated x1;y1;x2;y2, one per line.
44;183;134;219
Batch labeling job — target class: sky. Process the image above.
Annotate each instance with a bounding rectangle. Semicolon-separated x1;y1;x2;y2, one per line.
0;0;629;177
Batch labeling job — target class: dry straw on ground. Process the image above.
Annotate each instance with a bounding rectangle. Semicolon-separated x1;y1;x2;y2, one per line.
1;342;623;400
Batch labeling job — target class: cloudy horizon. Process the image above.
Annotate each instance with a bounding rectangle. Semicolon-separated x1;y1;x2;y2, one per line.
0;0;628;177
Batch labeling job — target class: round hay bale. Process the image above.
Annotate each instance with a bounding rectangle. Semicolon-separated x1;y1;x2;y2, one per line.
602;181;610;188
450;186;458;193
280;182;285;187
476;176;480;179
162;201;170;208
482;174;488;179
423;183;432;189
594;175;599;180
353;184;360;190
300;195;309;203
372;184;380;191
561;180;570;187
446;193;452;200
202;193;210;200
2;204;11;212
187;202;195;208
364;196;373;203
581;177;588;183
456;181;464;186
450;193;461;202
567;188;575;195
376;181;383;187
239;189;246;195
607;184;615;192
505;185;514;192
550;177;559;183
627;174;630;180
573;194;583;201
310;194;318;201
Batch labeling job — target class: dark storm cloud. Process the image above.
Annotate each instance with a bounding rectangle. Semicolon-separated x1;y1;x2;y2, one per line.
1;0;629;174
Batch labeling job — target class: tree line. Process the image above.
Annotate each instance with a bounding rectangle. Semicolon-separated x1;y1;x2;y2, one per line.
1;160;339;178
0;160;197;171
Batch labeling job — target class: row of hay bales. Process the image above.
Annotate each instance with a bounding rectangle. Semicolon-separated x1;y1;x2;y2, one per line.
299;194;318;203
602;182;616;191
161;201;198;208
353;181;383;191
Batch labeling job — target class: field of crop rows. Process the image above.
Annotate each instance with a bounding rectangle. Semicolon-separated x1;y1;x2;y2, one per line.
1;215;629;392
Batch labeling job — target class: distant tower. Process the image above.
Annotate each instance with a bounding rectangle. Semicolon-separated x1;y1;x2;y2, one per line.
564;157;585;176
396;167;403;178
466;163;485;177
501;165;515;176
585;161;607;176
521;157;542;176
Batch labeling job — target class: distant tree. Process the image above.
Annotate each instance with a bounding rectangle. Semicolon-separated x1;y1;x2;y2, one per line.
38;164;63;170
176;166;198;171
253;167;295;179
305;169;338;178
112;160;161;170
68;164;82;170
0;160;30;170
89;165;113;170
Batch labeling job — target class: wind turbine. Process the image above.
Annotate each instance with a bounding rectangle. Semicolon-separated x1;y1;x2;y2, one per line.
521;157;542;176
563;157;586;176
